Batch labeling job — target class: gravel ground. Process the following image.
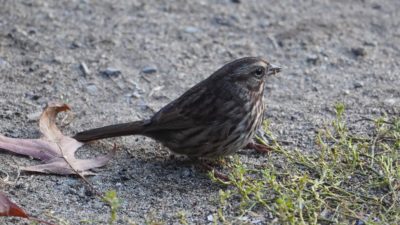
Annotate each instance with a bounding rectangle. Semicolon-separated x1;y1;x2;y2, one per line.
1;0;399;224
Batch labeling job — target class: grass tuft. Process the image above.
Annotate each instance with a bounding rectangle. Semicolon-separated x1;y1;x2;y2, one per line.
211;104;400;224
102;190;121;224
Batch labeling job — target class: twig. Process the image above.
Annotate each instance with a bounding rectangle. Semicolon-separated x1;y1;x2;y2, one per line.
55;141;108;198
267;35;281;53
355;116;394;125
370;131;379;167
28;216;57;225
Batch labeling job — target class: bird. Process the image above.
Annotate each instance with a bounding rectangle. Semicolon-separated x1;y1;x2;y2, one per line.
74;57;281;159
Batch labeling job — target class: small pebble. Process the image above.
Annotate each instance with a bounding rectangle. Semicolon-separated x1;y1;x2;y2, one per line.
238;216;249;221
84;189;94;197
27;111;42;122
70;41;81;49
306;54;320;65
51;56;63;64
371;3;382;10
363;41;376;47
142;66;157;74
384;98;397;105
0;57;10;68
181;168;191;177
351;47;367;58
207;214;214;222
131;90;142;98
355;219;365;225
25;92;41;100
184;26;201;33
28;29;36;35
5;110;13;116
14;183;25;190
85;83;98;95
101;67;121;77
213;15;237;27
77;187;87;198
353;81;363;88
67;187;77;195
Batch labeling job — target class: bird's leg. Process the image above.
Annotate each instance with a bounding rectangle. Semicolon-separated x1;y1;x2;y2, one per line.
199;161;229;182
245;142;272;154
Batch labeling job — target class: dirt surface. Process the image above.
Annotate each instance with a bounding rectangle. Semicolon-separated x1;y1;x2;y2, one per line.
0;0;399;224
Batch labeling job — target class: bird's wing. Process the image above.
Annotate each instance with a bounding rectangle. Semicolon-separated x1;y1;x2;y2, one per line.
147;102;199;130
145;80;236;131
146;90;210;130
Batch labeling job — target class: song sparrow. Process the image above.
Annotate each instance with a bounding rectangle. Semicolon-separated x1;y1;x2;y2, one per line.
74;57;281;158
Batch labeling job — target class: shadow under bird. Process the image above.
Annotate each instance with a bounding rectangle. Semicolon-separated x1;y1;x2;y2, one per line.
74;57;281;158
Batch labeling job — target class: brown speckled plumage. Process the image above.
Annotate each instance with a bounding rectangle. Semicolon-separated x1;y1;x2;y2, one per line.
74;57;281;158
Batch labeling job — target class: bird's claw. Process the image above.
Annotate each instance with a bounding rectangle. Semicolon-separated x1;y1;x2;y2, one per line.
200;162;229;182
245;142;272;154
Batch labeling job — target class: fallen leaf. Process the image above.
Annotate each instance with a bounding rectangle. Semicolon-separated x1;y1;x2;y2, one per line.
0;191;28;218
0;191;56;224
0;102;115;175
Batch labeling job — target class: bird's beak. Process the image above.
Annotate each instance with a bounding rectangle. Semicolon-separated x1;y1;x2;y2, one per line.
268;64;282;76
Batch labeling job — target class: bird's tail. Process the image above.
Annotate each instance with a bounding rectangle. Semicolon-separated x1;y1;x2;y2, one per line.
73;120;147;142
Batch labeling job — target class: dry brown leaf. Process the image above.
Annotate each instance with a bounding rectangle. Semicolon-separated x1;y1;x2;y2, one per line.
0;191;56;224
0;102;115;175
0;191;28;218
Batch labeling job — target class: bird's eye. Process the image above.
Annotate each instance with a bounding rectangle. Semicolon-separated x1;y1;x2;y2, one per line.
254;67;265;77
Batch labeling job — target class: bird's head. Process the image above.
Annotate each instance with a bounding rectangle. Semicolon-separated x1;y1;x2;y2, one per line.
215;57;281;92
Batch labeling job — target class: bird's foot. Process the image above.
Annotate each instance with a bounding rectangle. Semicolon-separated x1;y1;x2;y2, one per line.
245;142;272;154
199;161;229;182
